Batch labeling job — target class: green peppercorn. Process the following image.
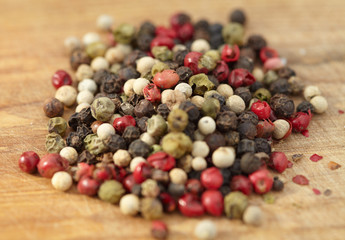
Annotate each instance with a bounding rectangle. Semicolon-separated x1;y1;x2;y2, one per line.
113;23;136;44
167;108;189;132
141;70;153;81
254;88;272;102
147;115;167;137
86;42;107;59
140;197;163;220
204;50;221;63
91;97;115;122
224;191;249;219
45;132;66;153
189;73;215;96
201;98;220;119
152;46;173;61
141;179;160;198
98;180;125;204
161;132;192;159
198;54;217;71
263;70;278;86
151;144;163;154
47;117;67;136
84;135;108;155
222;23;244;45
151;61;170;76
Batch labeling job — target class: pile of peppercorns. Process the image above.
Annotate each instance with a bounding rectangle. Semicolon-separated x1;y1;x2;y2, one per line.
18;9;328;240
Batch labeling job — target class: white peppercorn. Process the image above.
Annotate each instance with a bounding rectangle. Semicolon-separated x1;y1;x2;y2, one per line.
198;116;216;135
304;85;321;101
243;205;263;226
78;79;97;94
76;64;93;82
140;132;157;146
175;83;193;98
133;78;150;95
97;14;114;31
123;79;136;97
194;130;205;141
75;103;90;113
212;147;236;168
77;90;94;105
136;56;156;74
273;119;290;140
161;89;187;110
108;113;122;124
119;194;140;216
51;171;73;191
192;157;207;171
113;149;132;167
64;36;81;54
60;147;78;165
172;44;187;53
55;85;77;107
141;179;160;198
91;57;109;71
192;141;209;158
217;84;233;98
191;96;205;109
194;220;217;240
169;168;188;185
252;67;264;82
82;32;101;46
105;47;125;64
191;39;211;53
130;157;146;172
97;123;115;140
310;95;328;114
226;95;246;114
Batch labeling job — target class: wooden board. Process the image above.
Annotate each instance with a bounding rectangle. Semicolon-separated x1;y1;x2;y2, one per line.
1;0;345;239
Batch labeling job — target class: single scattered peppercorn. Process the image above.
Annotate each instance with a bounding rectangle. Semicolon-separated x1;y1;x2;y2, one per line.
18;151;40;174
224;191;248;219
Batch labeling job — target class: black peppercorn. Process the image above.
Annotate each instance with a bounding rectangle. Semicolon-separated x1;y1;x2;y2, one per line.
188;170;202;180
70;49;91;71
183;122;196;141
138;21;156;36
273;177;284;191
219;185;232;196
234;87;252;106
79;107;96;126
209;34;224;49
237;139;256;155
224;131;240;146
179;101;200;122
157;104;170;120
120;102;135;116
93;69;110;85
128;139;150;157
240;47;256;60
254;138;271;154
127;94;144;106
204;132;226;153
136;34;154;52
237;122;257;139
247;35;267;52
220;104;232;112
207;75;219;88
194;19;209;31
168;183;185;198
68;112;80;131
134;99;156;118
118;66;140;81
207;92;226;106
234;56;254;72
270;94;295;118
122;126;141;144
66;132;84;152
103;134;127;152
123;50;147;67
220;168;232;184
77;150;97;164
229;158;242;176
269;78;290;95
76;124;93;140
194;29;210;41
176;66;193;82
209;23;223;34
297;101;315;113
278;66;296;79
249;81;264;93
238;111;259;125
240;153;261;174
216;111;238;132
164;61;179;70
230;9;246;25
101;72;123;94
136;116;149;133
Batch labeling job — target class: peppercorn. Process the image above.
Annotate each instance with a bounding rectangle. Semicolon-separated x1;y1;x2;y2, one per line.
270;94;295;118
168;183;185;198
45;132;66;153
51;171;73;191
70;49;91;71
37;153;69;178
102;134;126;153
234;56;254;72
189;73;215;96
90;97;115;122
77;150;96;164
237;122;257;140
297;101;315;113
204;132;226;153
243;205;263;226
161;132;192;159
249;169;273;194
47;117;67;136
146;115;167;137
247;35;267;52
59;147;78;165
224;131;240;146
269;78;290;95
194;220;217;240
226;95;246;114
224;191;248;219
98;180;125;204
240;153;261;174
43;97;65;118
177;154;193;173
113;23;135;44
222;23;244;45
178;101;199;123
128;139;151;158
233;87;251;107
140;197;163;220
18;151;40;174
310;96;328;114
237;139;256;155
273;119;291;140
119;194;140;216
212;147;236;168
161;89;187;110
84;134;108;155
201;98;220;119
254;138;271;154
272;176;284;191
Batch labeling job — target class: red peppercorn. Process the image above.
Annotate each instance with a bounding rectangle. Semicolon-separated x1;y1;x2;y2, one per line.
259;47;279;63
159;192;176;212
177;23;194;42
230;175;253;196
184;51;208;75
264;57;284;71
133;162;152;184
93;166;113;182
75;162;95;181
52;70;72;89
170;13;190;30
113;115;136;134
147;152;176;171
200;167;223;190
18;151;40;174
151;220;168;240
77;177;100;196
201;190;224;216
228;68;256;88
213;61;230;82
249;169;273;194
152;69;180;89
269;152;288;173
37;153;69;178
109;164;127;182
155;26;177;39
143;83;162;103
251;100;271;120
178;193;205;217
221;44;240;63
256;119;275;139
185;179;203;196
123;174;136;192
289;110;312;132
150;36;175;50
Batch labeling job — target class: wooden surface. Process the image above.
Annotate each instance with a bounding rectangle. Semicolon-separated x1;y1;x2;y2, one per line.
1;0;345;239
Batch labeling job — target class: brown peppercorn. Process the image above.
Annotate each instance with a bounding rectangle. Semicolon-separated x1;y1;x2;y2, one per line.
270;94;295;118
70;49;91;71
66;132;84;152
204;132;226;153
237;122;257;140
138;21;156;36
238;111;259;125
240;153;261;174
43;98;64;118
103;134;127;152
156;104;170;120
76;124;93;140
136;34;154;51
224;131;240;146
123;50;147;67
254;138;271;154
278;66;296;79
179;101;200;123
237;139;256;155
234;87;252;106
122;126;141;144
176;66;193;83
78;150;96;164
127;94;144;106
100;73;123;94
93;69;110;85
119;102;135;116
136;116;149;132
91;121;103;133
272;177;284;191
177;154;193;173
68;112;80;130
216;111;238;132
230;9;246;25
79;107;96;126
247;35;267;52
151;169;170;183
240;47;256;60
174;50;189;67
269;78;290;95
118;66;141;81
128;139;151;157
234;56;254;72
134;99;156;118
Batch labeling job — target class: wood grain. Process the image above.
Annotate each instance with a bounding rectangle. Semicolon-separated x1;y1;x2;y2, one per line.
1;0;345;239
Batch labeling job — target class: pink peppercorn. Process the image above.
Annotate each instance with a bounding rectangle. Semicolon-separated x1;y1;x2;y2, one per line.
201;190;224;216
249;169;273;194
213;61;230;82
269;152;288;173
152;69;180;89
147;152;176;171
113;115;136;134
77;177;100;196
159;192;176;212
178;193;205;217
256;119;275;139
184;51;208;75
37;153;69;178
52;70;72;89
143;84;161;103
93;166;113;182
230;175;253;196
18;151;40;174
260;47;279;63
200;167;223;190
155;26;177;39
289;110;312;132
228;68;256;88
177;23;194;42
151;220;168;240
251;100;271;120
75;162;95;181
133;162;152;184
264;57;284;71
150;36;175;50
109;164;127;182
185;179;203;196
221;44;240;63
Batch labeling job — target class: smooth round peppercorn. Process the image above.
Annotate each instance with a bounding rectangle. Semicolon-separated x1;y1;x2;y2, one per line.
130;157;146;172
269;152;288;173
140;132;157;146
59;147;78;165
175;83;192;98
192;157;207;171
191;39;210;53
201;190;224;216
113;149;132;167
43;97;64;118
97;123;115;140
153;69;180;89
83;32;101;46
77;90;94;105
78;79;97;94
37;153;69;178
76;64;93;82
151;220;168;240
147;152;176;171
91;57;109;71
230;9;246;24
310;95;328;114
169;168;188;185
52;70;72;89
78;177;100;196
194;220;217;240
98;180;125;204
51;171;73;191
212;147;236;168
217;84;233;98
191;141;209;158
97;14;114;31
119;194;140;216
304;85;321;101
18;151;40;173
55;85;77;107
198;116;216;135
113;115;136;133
136;56;156;74
243;205;263;226
133;78;150;95
230;175;252;196
273;119;291;140
249;169;273;194
201;167;223;190
178;193;205;217
226;95;245;114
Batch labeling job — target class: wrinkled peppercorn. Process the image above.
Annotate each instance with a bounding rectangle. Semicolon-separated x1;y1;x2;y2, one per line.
137;34;154;51
204;132;226;153
128;139;151;157
278;66;296;79
230;9;246;24
43;98;64;118
270;94;295;118
240;153;261;174
174;50;189;67
122;126;141;144
237;122;257;139
101;73;123;94
272;176;284;191
254;138;271;154
138;21;156;36
103;134;127;152
250;82;264;93
234;56;254;72
224;131;240;146
234;87;252;106
216;111;238;132
136;117;149;133
157;104;170;120
238;111;259;125
66;132;84;152
70;49;91;71
237;139;256;155
297;101;315;113
118;66;141;81
269;78;290;95
179;101;200;122
124;50;147;67
120;102;135;116
247;35;267;52
134;99;156;118
78;150;96;164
